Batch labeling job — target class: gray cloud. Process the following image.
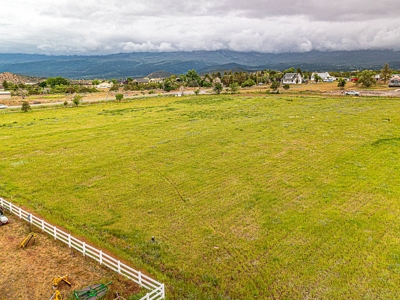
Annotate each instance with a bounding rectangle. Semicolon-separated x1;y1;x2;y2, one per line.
1;0;399;55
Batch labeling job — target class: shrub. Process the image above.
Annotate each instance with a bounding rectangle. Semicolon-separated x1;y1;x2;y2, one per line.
73;95;82;106
116;93;124;101
270;81;280;91
21;101;31;112
213;83;223;94
229;82;240;93
241;79;256;88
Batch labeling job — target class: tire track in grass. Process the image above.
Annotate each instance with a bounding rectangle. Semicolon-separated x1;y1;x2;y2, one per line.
144;158;186;203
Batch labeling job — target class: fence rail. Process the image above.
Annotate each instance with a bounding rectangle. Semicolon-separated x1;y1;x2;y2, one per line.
0;197;165;300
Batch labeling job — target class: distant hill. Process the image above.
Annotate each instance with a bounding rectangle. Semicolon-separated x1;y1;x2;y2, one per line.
198;63;251;75
147;70;175;78
0;50;399;79
0;72;44;84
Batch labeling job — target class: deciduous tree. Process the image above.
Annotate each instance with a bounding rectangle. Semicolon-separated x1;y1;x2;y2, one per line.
241;79;256;88
213;83;223;94
270;81;280;91
115;93;124;101
337;77;346;89
46;77;70;88
357;70;376;88
381;63;392;84
313;74;322;83
229;82;240;93
73;95;82;106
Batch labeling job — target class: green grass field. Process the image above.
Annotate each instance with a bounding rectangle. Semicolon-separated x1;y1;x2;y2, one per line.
1;94;400;299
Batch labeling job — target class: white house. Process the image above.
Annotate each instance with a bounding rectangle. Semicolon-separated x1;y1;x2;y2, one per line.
311;72;336;82
282;73;303;84
96;82;112;89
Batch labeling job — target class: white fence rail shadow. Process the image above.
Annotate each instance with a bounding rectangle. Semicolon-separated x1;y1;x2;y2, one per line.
0;197;165;300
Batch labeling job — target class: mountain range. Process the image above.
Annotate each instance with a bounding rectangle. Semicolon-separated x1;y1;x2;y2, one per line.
0;50;398;79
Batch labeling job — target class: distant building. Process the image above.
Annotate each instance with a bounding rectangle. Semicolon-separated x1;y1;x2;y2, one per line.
96;82;112;89
0;91;11;100
282;73;303;84
133;78;149;84
311;72;336;82
388;75;400;87
149;78;163;83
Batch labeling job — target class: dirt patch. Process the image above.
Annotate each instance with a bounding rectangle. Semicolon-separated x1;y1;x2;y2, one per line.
323;89;400;97
0;214;141;300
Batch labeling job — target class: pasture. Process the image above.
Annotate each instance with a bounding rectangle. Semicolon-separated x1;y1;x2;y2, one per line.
1;94;400;299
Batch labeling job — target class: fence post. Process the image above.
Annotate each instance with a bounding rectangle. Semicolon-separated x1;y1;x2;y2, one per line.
162;284;165;298
19;207;22;218
99;251;103;265
118;261;121;274
139;271;142;287
54;226;57;240
83;242;86;256
41;219;44;231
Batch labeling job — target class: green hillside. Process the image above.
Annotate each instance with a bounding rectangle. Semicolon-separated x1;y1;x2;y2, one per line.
1;94;400;299
1;50;400;78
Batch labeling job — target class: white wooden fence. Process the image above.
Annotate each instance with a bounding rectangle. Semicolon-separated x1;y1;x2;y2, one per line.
0;197;165;300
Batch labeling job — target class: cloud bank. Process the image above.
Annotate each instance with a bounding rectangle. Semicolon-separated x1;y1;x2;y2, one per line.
1;0;399;55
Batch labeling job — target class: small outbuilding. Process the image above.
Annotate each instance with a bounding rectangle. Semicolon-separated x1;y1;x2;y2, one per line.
0;91;11;100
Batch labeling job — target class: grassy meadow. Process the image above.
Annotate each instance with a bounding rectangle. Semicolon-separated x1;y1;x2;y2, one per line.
1;94;400;299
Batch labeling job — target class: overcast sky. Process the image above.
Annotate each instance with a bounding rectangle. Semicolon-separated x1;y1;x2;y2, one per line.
1;0;399;55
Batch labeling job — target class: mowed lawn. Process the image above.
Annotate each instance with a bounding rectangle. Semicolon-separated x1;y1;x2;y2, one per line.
1;94;400;299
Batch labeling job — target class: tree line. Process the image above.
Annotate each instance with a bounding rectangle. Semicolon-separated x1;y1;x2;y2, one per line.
2;64;398;97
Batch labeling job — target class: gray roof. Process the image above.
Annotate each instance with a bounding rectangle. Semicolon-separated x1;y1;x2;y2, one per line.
282;73;299;80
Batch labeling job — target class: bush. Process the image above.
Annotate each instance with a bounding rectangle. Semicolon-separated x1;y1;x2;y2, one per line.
241;79;256;88
213;83;223;94
337;77;346;89
116;93;124;101
21;101;31;112
283;84;290;90
73;95;82;106
270;81;280;91
229;82;240;93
